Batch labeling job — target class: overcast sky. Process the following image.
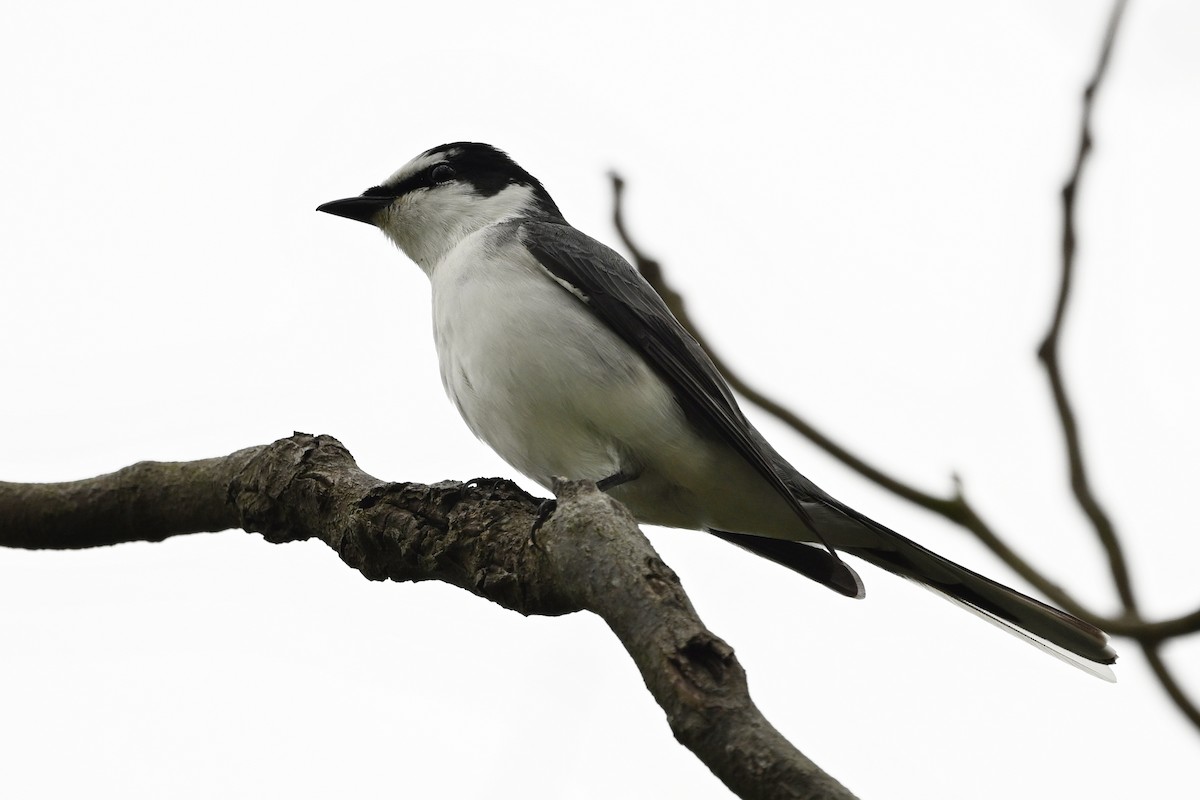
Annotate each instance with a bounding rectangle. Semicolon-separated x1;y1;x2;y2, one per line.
2;1;1198;798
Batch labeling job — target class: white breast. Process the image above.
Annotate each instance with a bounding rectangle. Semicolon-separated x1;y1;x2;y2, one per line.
427;227;690;489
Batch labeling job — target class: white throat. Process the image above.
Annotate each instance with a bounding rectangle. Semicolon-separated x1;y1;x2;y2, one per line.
379;183;539;273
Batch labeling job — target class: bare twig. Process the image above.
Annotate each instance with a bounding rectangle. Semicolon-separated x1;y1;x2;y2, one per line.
1109;608;1200;642
1144;645;1200;730
1040;0;1200;728
0;433;858;800
609;174;1098;623
611;174;952;514
1038;0;1136;611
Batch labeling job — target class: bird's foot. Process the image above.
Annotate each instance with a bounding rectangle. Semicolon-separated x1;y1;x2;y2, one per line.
529;498;558;549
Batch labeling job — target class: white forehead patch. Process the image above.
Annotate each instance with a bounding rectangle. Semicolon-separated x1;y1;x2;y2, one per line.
382;147;460;188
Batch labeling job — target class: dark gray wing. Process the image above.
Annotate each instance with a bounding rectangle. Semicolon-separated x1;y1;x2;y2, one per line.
519;223;1120;669
518;219;862;598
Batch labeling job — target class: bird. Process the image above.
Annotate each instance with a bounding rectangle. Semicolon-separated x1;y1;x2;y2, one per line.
317;141;1117;680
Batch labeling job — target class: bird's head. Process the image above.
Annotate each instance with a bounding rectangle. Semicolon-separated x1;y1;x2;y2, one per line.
317;142;563;271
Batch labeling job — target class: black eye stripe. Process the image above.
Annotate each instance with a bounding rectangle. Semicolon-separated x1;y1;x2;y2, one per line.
360;144;561;219
363;162;456;199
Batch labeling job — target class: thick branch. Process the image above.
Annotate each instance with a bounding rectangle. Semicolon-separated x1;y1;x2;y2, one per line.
0;433;857;800
0;450;256;548
545;481;857;799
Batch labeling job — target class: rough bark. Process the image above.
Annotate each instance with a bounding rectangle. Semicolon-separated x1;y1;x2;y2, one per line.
0;432;857;800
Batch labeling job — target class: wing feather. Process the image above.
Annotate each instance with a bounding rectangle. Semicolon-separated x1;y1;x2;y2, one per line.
517;219;862;598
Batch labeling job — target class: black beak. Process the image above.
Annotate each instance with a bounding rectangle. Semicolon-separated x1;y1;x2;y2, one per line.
316;194;396;225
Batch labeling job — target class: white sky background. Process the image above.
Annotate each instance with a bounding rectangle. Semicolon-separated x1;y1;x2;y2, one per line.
1;0;1198;797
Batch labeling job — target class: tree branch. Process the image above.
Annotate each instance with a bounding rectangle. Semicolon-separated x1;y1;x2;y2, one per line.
1039;0;1200;728
1038;0;1136;612
0;433;858;800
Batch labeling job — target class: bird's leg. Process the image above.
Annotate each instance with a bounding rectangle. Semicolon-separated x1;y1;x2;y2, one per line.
596;469;637;492
530;469;639;548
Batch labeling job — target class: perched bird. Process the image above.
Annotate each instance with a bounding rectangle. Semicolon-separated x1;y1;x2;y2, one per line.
318;142;1116;679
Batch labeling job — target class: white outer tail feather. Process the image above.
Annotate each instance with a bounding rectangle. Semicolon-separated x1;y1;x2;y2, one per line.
912;579;1117;682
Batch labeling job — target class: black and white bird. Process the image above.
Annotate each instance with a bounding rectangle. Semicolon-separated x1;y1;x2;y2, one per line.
318;142;1116;680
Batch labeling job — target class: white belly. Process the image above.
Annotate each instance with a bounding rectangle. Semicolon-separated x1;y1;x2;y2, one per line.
430;233;687;485
425;228;816;541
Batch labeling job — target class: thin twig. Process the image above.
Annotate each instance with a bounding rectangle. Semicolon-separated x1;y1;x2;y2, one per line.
1038;0;1136;611
1142;643;1200;730
609;174;1097;623
1041;0;1199;728
611;165;1200;660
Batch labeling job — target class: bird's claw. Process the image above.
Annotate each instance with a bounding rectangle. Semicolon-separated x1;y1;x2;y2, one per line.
529;498;558;549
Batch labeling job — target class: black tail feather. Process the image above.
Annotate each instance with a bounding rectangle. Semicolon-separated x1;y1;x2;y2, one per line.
843;537;1116;671
709;522;1116;678
710;529;864;599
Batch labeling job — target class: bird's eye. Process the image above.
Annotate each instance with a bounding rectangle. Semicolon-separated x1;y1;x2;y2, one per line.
430;164;456;184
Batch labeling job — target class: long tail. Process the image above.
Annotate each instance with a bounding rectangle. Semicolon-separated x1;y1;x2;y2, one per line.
843;535;1117;681
712;511;1118;680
